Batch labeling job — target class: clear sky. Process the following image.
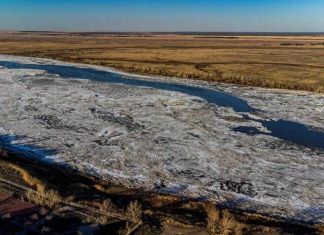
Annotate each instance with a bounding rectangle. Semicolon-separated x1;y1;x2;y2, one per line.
0;0;324;32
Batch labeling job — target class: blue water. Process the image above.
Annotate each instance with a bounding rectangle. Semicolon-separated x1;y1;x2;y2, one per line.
0;60;323;150
261;120;324;149
0;61;253;113
234;120;324;149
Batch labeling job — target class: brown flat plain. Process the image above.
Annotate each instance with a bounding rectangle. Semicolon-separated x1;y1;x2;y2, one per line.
0;31;324;93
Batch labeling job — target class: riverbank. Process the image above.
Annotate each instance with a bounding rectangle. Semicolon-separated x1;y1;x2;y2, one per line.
0;55;324;230
0;151;321;234
0;31;324;93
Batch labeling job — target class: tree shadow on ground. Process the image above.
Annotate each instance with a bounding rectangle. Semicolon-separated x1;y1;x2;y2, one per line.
0;134;58;163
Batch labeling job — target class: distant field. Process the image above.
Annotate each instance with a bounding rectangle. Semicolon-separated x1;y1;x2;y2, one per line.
0;31;324;93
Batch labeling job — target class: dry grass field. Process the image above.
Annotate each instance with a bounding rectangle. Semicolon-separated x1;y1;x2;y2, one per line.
0;31;324;93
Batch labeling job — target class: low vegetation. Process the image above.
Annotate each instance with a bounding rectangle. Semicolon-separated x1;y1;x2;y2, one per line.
25;188;61;209
0;32;324;93
204;203;248;235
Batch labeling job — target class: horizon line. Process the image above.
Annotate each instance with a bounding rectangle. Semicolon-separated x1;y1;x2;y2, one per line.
2;30;324;35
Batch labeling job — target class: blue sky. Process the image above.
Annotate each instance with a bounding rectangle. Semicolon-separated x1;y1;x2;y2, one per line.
0;0;324;32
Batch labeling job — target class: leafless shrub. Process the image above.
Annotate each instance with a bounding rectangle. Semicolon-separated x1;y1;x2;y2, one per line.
126;200;142;223
204;203;247;235
205;203;220;234
99;199;116;213
25;188;61;208
93;214;109;225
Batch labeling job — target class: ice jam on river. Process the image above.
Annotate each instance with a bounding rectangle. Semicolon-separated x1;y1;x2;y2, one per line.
0;54;323;225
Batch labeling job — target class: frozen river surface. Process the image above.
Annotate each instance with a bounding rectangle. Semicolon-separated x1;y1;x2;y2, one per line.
0;55;323;225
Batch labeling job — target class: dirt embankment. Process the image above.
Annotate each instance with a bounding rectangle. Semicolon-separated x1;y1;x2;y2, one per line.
0;150;322;235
